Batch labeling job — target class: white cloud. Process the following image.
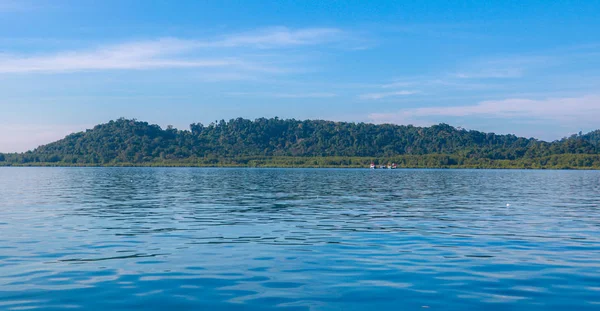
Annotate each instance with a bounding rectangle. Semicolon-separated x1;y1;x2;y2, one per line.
0;38;237;73
381;81;415;88
452;55;553;79
453;68;523;79
0;27;344;74
384;23;490;40
379;77;498;92
195;72;259;82
359;90;418;100
227;92;337;98
272;92;337;98
207;27;343;49
368;95;600;125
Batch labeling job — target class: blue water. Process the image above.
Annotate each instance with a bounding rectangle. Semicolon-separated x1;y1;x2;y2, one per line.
0;168;599;310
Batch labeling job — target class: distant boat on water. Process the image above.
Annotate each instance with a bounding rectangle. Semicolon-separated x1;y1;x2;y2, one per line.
369;162;397;169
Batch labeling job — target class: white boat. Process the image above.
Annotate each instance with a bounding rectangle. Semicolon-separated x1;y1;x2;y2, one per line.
370;163;376;169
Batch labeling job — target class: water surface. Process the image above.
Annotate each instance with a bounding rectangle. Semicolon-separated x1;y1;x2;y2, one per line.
1;168;599;310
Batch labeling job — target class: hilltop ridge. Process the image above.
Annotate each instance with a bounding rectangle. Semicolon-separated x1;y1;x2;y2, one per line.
1;118;599;169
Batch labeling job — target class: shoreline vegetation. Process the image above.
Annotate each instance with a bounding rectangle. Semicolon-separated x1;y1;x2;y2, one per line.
2;155;600;169
1;118;600;170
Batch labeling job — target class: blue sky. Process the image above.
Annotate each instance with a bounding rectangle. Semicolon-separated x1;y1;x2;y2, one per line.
1;0;599;152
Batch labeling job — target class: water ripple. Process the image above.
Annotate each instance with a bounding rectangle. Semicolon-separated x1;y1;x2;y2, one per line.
0;167;599;310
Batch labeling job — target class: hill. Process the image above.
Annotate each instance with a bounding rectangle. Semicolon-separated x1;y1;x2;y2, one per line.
1;118;599;169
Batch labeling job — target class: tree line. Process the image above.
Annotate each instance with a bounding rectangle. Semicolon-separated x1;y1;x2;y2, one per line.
1;118;599;169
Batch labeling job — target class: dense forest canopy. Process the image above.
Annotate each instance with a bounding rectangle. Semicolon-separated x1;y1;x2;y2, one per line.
1;118;599;169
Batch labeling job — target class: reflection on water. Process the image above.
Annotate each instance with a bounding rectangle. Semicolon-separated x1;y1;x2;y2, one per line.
0;167;599;310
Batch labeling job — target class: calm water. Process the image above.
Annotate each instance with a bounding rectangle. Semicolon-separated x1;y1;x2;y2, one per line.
0;168;599;310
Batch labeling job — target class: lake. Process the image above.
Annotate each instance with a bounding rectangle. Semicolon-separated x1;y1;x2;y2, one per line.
0;167;599;310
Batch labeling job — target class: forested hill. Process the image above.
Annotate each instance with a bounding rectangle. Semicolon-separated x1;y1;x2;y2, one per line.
580;130;600;146
1;118;600;169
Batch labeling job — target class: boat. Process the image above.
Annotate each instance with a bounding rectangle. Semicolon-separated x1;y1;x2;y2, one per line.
370;162;375;169
391;163;397;169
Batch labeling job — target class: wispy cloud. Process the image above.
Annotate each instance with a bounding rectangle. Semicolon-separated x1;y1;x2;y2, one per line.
369;95;600;125
382;23;490;40
0;39;237;73
359;90;418;100
452;55;553;79
453;68;524;79
195;72;260;82
0;27;345;74
381;78;496;91
381;81;415;88
227;92;337;98
206;27;344;49
369;46;597;100
272;92;337;98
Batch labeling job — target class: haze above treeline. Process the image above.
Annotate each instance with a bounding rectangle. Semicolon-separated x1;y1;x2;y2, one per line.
1;118;599;169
